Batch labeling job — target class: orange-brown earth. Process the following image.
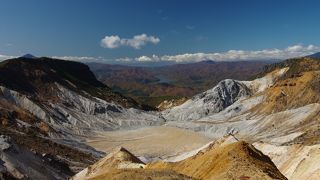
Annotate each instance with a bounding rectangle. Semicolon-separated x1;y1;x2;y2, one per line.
74;141;287;180
148;141;286;180
253;70;320;114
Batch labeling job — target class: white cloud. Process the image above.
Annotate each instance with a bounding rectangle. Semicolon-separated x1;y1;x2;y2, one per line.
0;54;18;61
285;44;304;52
127;34;160;49
135;54;160;62
306;44;318;51
101;34;160;49
116;44;320;63
100;35;121;49
135;56;152;62
115;57;132;62
51;56;98;61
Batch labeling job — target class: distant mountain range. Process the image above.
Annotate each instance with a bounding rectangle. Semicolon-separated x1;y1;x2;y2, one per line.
88;60;272;107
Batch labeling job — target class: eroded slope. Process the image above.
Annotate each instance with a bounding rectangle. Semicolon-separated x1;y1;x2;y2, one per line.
74;140;286;180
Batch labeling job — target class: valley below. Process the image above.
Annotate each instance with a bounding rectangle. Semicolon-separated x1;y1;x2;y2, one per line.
0;56;320;180
88;60;269;108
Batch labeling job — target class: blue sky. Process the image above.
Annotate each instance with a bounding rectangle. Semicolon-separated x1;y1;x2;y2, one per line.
1;0;320;63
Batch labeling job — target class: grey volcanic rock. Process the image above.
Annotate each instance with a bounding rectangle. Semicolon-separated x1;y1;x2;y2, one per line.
0;136;74;179
197;79;250;109
0;136;11;151
163;79;251;121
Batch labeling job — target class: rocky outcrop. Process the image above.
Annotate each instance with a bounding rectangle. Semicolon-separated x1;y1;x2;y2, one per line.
0;135;75;179
163;79;251;121
73;147;146;180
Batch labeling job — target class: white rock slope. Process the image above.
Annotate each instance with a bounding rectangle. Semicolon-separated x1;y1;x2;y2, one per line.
0;84;165;139
163;68;289;122
163;79;251;121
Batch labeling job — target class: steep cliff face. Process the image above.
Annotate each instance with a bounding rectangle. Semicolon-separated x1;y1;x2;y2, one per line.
0;135;75;180
0;106;99;179
0;84;164;137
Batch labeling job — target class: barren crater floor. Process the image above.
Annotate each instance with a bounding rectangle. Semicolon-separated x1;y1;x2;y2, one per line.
85;126;211;159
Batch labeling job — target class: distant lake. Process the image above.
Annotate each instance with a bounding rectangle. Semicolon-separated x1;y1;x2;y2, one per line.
152;75;171;84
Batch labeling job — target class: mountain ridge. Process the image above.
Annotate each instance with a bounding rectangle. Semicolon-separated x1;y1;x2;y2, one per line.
88;60;271;108
306;52;320;58
0;57;144;109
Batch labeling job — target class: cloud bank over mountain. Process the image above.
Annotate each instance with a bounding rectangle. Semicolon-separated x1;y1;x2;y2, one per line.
1;44;319;63
117;44;320;63
0;54;17;61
